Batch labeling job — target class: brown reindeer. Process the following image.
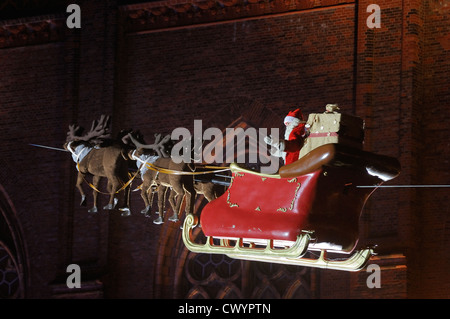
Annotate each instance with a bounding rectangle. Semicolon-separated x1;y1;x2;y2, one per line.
129;133;196;224
193;175;223;202
129;134;227;224
145;180;220;225
64;115;133;216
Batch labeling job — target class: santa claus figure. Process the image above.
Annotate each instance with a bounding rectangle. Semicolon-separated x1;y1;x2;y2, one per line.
265;108;307;165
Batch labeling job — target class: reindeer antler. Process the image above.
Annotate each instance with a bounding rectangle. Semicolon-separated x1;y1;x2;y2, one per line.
83;114;111;144
66;115;112;145
66;124;83;142
128;132;171;158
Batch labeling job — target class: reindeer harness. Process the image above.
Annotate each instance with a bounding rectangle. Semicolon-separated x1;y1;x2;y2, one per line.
131;150;159;179
67;141;94;170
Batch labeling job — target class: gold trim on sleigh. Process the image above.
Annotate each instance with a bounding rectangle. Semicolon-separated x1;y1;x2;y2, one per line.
182;214;312;259
227;247;375;272
182;213;374;271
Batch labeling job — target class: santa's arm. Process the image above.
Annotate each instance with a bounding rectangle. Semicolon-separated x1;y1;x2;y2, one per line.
264;135;284;157
264;136;303;153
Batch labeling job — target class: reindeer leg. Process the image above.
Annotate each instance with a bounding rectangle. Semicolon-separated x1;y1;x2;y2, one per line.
103;178;117;211
167;188;176;212
76;172;87;207
108;182;119;209
179;177;195;229
140;188;151;215
149;186;158;214
114;173;131;217
140;177;152;215
105;181;118;208
183;181;195;217
153;186;167;224
88;175;101;213
122;177;131;217
156;186;166;218
169;184;185;222
168;188;180;222
160;186;168;216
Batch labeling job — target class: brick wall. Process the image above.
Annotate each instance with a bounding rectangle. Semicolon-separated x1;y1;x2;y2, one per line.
0;40;69;297
410;0;450;298
116;4;357;136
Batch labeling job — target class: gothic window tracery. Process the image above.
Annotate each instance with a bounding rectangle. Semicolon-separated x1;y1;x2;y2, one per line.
0;185;26;299
0;241;22;298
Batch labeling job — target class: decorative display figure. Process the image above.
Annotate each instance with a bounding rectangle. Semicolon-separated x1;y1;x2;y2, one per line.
129;133;196;224
182;109;401;272
264;108;307;165
64;115;132;216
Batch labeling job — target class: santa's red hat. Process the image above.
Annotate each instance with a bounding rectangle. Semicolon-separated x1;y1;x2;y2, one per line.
284;108;304;125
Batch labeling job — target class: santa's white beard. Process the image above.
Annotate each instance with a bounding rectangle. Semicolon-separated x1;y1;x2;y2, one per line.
284;124;295;139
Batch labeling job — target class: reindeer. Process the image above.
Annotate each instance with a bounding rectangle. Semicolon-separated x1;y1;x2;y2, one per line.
193;174;223;202
64;115;133;216
144;179;220;225
140;172;222;224
127;133;169;217
129;134;227;224
129;133;197;224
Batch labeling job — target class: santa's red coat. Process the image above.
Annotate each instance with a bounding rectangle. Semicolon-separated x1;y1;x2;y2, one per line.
284;124;305;165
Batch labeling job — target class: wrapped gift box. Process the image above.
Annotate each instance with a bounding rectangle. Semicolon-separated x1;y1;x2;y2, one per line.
299;112;365;159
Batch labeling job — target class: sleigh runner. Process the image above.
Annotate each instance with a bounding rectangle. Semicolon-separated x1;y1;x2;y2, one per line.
183;111;401;272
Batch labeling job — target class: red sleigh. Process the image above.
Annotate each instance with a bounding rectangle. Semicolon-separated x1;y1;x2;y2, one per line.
182;143;400;271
